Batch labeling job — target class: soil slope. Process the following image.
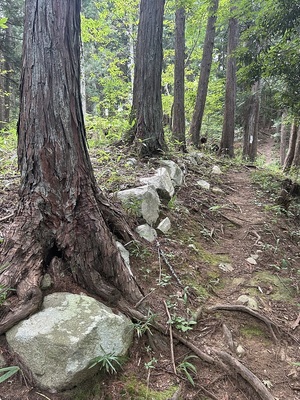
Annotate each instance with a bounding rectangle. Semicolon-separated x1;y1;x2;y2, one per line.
0;137;299;400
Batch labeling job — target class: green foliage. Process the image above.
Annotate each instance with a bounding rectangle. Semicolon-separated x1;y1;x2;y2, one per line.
89;346;127;374
0;17;7;29
177;355;198;386
169;314;197;332
0;366;20;383
133;313;156;338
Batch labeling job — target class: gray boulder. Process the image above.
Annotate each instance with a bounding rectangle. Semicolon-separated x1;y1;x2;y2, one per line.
116;185;160;225
139;167;174;200
6;293;133;392
159;160;183;187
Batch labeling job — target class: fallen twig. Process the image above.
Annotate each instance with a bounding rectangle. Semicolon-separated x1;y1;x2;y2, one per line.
0;213;14;223
163;300;176;375
158;246;183;287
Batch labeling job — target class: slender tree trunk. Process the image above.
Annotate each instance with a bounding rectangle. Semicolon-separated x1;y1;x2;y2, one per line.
172;5;186;151
190;0;219;147
242;81;260;162
219;9;238;157
292;126;300;167
283;121;298;172
0;0;142;335
130;0;167;156
280;110;288;165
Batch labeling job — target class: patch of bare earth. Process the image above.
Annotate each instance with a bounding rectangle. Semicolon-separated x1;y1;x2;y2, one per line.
0;142;300;400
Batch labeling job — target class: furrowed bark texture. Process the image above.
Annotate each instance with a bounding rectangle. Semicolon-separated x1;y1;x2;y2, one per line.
172;6;186;151
0;0;142;334
131;0;167;156
220;9;238;157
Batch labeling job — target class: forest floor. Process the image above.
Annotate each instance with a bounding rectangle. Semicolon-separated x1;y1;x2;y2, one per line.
0;133;300;400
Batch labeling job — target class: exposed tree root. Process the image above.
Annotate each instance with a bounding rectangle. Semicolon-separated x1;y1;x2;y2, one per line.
207;304;280;342
118;301;275;400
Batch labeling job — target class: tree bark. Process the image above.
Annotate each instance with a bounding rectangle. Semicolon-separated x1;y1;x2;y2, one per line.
242;81;260;162
283;121;298;172
130;0;167;157
280;111;288;165
219;9;238;157
292;125;300;167
0;0;142;335
190;0;219;148
172;5;186;151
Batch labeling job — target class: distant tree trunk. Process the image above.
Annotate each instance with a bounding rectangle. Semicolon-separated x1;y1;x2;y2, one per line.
190;0;219;147
292;126;300;167
283;121;298;172
172;5;186;151
219;10;238;157
243;81;260;162
0;24;12;129
130;0;167;156
280;110;288;165
0;0;142;335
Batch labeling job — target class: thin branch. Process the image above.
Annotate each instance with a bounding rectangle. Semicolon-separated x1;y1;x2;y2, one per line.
163;300;176;375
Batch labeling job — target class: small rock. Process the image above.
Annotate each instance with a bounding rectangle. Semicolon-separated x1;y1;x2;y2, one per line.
41;273;53;290
219;263;234;272
236;344;246;356
212;187;224;194
246;257;257;265
212;165;222;175
157;217;171;234
197;180;210;190
135;224;157;242
125;158;137;166
237;295;258;310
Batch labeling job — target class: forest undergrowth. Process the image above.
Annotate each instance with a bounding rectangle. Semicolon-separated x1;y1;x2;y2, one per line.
0;133;300;400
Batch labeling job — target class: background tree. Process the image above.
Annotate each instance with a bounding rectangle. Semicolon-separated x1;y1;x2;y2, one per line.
130;0;167;156
189;0;219;147
242;81;260;161
0;0;142;334
219;5;238;157
172;2;186;151
0;0;23;128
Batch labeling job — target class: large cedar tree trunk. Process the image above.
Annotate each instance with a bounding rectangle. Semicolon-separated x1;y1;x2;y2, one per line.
219;10;238;157
0;0;142;334
242;81;260;162
190;0;219;147
130;0;167;156
172;6;186;151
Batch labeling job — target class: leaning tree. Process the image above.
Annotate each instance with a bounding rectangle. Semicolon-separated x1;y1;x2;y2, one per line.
0;0;143;334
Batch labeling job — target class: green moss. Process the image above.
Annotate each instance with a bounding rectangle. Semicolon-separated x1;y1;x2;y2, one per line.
250;271;296;302
122;376;179;399
240;324;266;339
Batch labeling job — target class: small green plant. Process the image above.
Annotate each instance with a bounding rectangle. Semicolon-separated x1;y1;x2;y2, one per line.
123;197;142;217
0;366;20;383
89;346;127;374
177;355;198;386
170;314;197;332
133;313;156;338
157;273;172;287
